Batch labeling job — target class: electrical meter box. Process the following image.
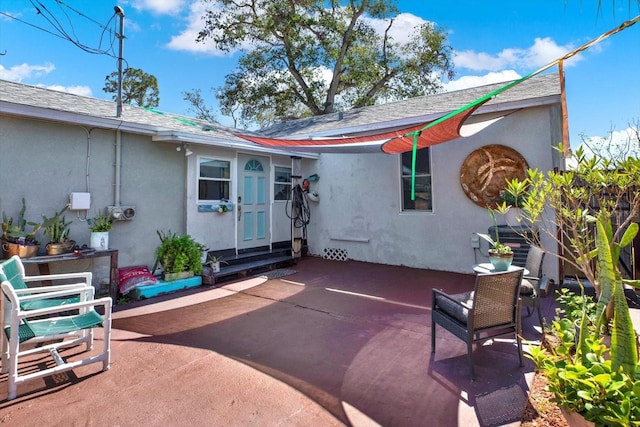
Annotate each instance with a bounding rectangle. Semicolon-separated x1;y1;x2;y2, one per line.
69;192;91;210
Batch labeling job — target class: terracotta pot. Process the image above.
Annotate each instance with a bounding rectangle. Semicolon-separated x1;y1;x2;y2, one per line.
560;408;595;427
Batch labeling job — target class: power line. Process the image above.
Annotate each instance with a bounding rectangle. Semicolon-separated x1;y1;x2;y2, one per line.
1;1;121;59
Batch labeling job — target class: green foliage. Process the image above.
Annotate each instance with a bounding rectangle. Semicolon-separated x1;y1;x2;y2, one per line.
505;143;640;297
475;208;513;254
153;230;205;275
512;138;640;422
499;178;527;208
528;215;640;424
103;68;160;108
182;88;217;123
554;287;597;327
195;0;454;128
88;210;113;232
41;206;72;244
528;331;640;426
1;198;41;244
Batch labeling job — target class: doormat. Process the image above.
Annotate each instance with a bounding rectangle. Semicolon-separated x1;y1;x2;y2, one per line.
255;269;297;280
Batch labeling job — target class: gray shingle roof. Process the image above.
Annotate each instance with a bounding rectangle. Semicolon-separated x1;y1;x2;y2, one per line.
1;71;560;148
0;78;243;141
260;72;560;138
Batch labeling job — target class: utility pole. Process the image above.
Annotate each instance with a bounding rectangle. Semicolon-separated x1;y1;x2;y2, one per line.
114;6;125;118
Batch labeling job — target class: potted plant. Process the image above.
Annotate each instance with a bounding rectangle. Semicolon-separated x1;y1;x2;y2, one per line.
208;255;225;273
1;198;42;258
152;230;205;281
475;207;514;271
499;177;527;226
506;143;640;426
42;206;75;255
88;210;113;250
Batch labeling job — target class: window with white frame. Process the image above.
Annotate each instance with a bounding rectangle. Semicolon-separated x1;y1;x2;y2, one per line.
198;157;231;202
274;166;292;201
401;148;432;211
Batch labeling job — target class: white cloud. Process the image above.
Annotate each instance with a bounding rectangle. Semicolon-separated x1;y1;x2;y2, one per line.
454;37;580;72
443;70;521;92
40;84;93;97
570;126;640;166
166;6;433;57
0;63;56;82
128;0;187;15
364;12;431;46
165;1;238;57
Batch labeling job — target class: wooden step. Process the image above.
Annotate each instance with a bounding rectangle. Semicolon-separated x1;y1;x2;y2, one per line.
202;255;295;285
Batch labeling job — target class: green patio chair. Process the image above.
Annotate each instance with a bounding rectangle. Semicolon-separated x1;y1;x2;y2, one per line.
0;255;95;364
1;269;112;400
431;268;524;380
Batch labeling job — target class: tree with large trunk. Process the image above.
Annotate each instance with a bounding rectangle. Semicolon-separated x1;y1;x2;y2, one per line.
194;0;454;128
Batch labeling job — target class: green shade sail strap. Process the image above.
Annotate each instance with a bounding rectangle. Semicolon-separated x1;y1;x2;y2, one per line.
411;131;419;200
403;15;640;140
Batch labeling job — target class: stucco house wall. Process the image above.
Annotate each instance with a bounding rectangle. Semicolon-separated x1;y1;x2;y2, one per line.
1;72;564;293
299;106;562;282
184;147;294;250
0;80;305;293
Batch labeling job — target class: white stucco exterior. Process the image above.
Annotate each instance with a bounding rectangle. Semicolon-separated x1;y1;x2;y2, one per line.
0;74;564;293
300;106;562;282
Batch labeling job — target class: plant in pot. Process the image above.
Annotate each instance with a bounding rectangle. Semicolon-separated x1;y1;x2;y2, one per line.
88;210;113;250
499;177;527;226
475;206;514;271
42;206;75;255
1;198;42;258
152;230;205;281
505;142;640;426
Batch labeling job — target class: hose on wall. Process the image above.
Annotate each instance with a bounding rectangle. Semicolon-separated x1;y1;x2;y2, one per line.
286;184;311;240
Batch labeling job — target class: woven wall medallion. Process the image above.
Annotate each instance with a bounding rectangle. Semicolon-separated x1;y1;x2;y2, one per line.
459;144;529;208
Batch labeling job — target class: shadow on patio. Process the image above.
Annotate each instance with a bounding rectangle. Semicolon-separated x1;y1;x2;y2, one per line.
0;256;559;426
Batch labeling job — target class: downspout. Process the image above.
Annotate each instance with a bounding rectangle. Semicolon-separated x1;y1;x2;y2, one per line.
114;130;122;207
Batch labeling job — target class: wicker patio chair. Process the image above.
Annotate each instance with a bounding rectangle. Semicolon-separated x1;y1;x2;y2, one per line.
518;245;545;326
431;268;524;380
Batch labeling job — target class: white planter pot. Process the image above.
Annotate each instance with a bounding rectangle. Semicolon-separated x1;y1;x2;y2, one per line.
504;208;522;226
212;262;221;273
90;232;109;250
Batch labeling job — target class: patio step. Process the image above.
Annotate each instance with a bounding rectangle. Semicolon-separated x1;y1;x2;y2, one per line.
203;243;295;285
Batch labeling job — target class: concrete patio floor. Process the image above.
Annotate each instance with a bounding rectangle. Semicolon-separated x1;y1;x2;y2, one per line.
0;256;560;426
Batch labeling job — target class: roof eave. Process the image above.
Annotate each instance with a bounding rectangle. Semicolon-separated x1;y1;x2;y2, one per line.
152;131;319;158
1;101;319;159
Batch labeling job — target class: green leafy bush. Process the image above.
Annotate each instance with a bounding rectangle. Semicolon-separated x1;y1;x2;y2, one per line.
153;230;205;275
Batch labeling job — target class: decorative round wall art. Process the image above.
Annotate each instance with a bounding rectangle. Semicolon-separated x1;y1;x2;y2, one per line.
459;144;529;208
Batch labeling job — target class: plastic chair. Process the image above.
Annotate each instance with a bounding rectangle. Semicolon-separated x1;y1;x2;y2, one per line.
0;257;111;400
431;268;524;380
0;255;94;363
519;245;545;325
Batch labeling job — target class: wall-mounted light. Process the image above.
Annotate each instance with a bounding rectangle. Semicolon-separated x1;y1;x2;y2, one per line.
177;143;193;156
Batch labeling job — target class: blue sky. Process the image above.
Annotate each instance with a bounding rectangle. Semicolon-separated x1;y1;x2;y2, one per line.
1;0;638;148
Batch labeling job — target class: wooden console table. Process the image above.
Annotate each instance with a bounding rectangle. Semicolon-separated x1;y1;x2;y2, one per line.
20;249;119;301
